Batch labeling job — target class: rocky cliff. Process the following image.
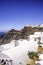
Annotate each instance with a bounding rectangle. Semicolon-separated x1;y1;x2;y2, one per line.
0;25;43;44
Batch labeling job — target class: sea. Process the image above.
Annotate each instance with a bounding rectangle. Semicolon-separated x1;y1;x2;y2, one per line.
0;32;4;37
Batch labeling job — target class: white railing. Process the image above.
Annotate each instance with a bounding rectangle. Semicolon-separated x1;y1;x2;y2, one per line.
0;59;13;65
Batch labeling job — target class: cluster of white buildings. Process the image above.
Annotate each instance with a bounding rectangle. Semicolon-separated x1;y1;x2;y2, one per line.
0;32;43;65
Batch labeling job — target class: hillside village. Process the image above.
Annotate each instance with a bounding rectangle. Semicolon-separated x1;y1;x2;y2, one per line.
0;25;43;65
0;25;43;44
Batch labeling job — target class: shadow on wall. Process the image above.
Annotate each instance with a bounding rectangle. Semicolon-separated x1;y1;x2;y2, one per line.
0;46;5;52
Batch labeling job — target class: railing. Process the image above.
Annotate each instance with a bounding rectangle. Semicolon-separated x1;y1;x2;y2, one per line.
0;59;13;65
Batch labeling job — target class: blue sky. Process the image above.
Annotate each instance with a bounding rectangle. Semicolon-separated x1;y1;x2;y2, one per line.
0;0;43;31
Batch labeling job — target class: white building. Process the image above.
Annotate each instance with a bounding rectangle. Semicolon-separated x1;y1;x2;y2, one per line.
1;40;38;65
0;32;43;65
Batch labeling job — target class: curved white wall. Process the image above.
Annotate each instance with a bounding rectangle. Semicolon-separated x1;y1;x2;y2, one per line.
2;40;38;65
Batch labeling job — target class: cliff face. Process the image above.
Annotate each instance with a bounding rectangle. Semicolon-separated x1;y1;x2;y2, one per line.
0;29;28;44
0;25;43;44
21;26;43;35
